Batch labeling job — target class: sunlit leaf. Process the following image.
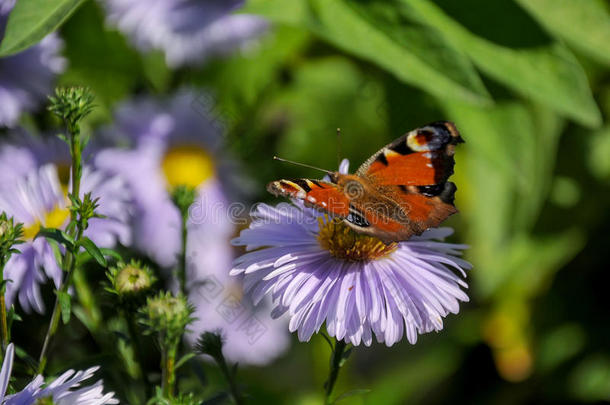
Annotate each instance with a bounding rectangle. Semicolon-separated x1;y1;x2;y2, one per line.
0;0;86;56
246;0;491;105
404;0;601;127
515;0;610;66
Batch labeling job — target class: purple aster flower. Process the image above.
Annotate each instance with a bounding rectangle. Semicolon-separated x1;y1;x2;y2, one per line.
0;5;66;127
96;90;289;365
231;160;471;346
0;161;131;312
102;0;268;67
0;343;119;404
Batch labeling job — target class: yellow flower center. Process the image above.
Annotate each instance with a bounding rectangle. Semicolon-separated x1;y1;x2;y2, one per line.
317;217;397;261
161;145;214;190
22;205;70;240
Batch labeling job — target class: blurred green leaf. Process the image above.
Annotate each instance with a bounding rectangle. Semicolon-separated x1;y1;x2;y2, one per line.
587;126;610;180
35;227;75;250
366;346;461;405
334;389;371;404
57;289;72;324
0;0;86;56
272;56;388;170
442;100;581;298
515;0;610;67
59;1;142;112
537;323;586;373
569;355;610;402
247;0;491;105
405;0;601;127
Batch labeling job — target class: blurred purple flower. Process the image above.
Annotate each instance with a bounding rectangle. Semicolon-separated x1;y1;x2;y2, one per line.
0;343;119;404
0;5;66;127
102;0;268;67
0;154;131;312
96;90;289;365
231;160;472;346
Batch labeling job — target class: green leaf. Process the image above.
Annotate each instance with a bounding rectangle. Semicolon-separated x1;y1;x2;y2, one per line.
246;0;491;105
515;0;610;67
334;389;371;404
77;237;107;267
59;1;143;111
0;0;86;57
403;0;601;127
35;227;75;250
98;248;123;262
175;352;197;370
57;290;72;324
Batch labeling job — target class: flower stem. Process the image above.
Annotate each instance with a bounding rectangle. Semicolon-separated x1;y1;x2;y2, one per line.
38;234;80;374
161;343;177;398
0;294;8;352
178;210;188;296
324;339;348;405
38;122;83;375
215;352;244;405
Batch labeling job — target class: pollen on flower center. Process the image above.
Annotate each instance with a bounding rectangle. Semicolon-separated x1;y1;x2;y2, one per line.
316;217;397;261
161;144;214;189
22;205;70;240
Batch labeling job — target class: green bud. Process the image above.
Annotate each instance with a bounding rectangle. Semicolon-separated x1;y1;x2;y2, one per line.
69;192;102;231
107;260;156;296
34;397;55;405
138;292;194;348
48;87;95;135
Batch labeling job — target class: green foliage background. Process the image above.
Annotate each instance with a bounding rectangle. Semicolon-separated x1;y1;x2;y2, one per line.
2;0;610;403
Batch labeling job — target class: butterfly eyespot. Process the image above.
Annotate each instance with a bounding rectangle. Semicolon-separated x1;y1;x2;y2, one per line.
407;126;449;152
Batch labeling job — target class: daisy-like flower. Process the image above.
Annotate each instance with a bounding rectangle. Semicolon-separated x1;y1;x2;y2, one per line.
102;0;268;67
0;343;119;404
0;160;131;312
96;90;289;365
231;160;471;346
0;4;66;127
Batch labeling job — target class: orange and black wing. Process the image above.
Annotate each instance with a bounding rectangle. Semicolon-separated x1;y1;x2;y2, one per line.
267;179;350;217
356;121;463;186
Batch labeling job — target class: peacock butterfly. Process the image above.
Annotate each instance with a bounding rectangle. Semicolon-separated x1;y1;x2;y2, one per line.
267;121;464;243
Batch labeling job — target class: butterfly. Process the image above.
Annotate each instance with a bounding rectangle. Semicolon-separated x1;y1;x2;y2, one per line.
267;121;464;243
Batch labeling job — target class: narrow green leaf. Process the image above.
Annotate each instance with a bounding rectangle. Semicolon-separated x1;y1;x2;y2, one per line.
35;227;75;250
404;0;601;127
98;248;123;262
0;0;86;56
77;237;107;267
515;0;610;67
175;353;197;370
246;0;491;105
57;290;72;324
334;389;371;404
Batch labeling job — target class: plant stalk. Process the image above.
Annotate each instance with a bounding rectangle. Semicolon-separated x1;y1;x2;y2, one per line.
215;352;244;405
38;125;83;374
324;339;347;405
161;342;177;398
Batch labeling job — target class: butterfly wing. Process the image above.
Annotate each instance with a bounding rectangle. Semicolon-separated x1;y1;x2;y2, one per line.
344;182;458;243
267;178;350;217
356;121;463;186
349;121;462;241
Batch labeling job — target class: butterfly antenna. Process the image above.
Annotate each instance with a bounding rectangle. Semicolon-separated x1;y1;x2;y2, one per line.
336;127;342;167
273;156;333;175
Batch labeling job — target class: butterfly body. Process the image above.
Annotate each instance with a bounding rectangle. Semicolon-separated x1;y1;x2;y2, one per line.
267;121;463;243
